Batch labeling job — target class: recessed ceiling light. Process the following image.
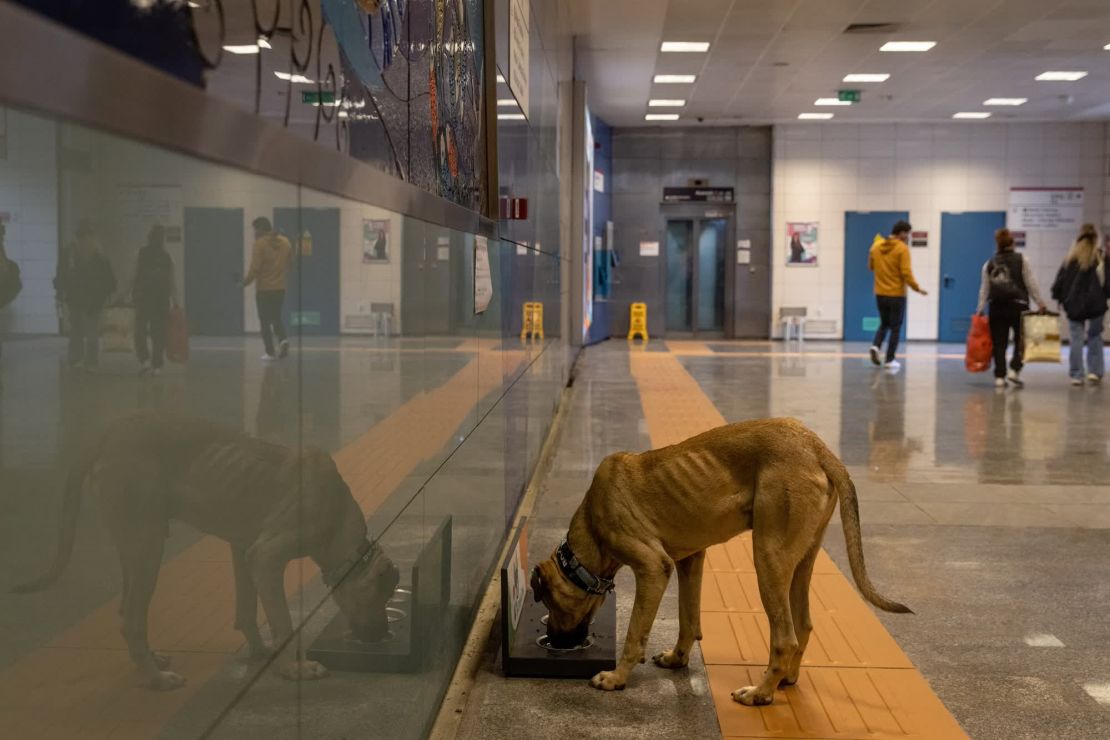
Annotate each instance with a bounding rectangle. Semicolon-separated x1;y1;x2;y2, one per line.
653;74;696;84
224;44;262;54
496;73;506;83
953;112;991;119
1036;71;1088;81
645;113;680;121
660;41;710;53
799;113;834;120
815;98;852;106
497;98;518;107
257;38;272;50
1104;43;1110;51
498;113;526;121
274;71;315;84
843;73;890;83
648;99;686;107
984;98;1027;106
880;41;936;52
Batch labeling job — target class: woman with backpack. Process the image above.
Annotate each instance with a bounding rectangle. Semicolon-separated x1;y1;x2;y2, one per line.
1051;224;1108;386
976;228;1048;388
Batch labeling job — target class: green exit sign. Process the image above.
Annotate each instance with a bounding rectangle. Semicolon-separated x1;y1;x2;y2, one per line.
838;89;861;103
302;90;336;105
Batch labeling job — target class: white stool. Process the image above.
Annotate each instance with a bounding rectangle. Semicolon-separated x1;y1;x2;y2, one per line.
779;307;807;348
371;302;394;338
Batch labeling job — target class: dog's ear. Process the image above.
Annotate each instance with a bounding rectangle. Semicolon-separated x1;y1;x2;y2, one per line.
530;566;545;603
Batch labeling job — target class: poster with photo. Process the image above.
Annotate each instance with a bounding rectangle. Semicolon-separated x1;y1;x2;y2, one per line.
362;219;390;263
786;222;818;266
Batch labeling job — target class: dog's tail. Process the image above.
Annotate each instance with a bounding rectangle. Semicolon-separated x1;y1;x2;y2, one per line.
10;458;88;593
826;459;913;614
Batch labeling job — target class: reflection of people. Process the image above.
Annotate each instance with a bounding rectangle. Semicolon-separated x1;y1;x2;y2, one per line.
55;222;116;372
1051;224;1107;386
979;391;1024;484
976;228;1047;388
131;225;178;376
242;217;292;362
0;221;23;364
789;233;805;263
866;373;920;482
868;220;927;372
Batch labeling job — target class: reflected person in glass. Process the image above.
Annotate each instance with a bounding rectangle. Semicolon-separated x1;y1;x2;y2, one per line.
242;217;292;362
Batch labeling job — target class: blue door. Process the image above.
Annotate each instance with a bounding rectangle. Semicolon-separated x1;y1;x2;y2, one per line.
273;208;341;335
184;207;244;336
938;212;1005;343
843;211;909;341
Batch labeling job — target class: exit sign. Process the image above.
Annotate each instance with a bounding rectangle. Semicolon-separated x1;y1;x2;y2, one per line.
838;89;861;103
302;90;336;105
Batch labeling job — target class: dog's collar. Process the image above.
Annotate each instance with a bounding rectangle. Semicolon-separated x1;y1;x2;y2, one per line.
555;540;614;596
322;538;378;588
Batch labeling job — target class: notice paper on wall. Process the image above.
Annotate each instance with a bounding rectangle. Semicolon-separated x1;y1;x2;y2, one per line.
474;236;493;314
509;0;530;118
1009;187;1084;232
737;250;751;265
639;241;659;257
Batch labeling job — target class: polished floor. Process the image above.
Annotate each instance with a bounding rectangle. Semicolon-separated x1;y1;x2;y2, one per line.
457;340;1110;740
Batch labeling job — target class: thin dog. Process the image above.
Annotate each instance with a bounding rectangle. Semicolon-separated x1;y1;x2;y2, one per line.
13;412;400;690
530;418;910;705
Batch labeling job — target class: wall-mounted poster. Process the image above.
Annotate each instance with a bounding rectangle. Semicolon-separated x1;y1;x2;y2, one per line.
786;222;818;266
362;219;390;263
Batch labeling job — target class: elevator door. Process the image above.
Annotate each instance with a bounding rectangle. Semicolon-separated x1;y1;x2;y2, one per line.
665;217;728;335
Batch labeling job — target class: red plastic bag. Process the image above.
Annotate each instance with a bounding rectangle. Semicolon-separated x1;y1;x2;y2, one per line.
965;314;992;373
167;307;189;364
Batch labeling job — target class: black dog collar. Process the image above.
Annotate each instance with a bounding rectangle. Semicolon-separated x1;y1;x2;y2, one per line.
555;539;614;596
322;538;378;588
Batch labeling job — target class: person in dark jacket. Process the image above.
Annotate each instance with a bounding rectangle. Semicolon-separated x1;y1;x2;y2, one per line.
131;224;178;376
1051;224;1107;386
0;221;23;364
976;228;1047;388
55;222;116;371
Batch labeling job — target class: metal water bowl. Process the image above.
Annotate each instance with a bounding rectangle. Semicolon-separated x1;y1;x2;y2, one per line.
536;635;594;653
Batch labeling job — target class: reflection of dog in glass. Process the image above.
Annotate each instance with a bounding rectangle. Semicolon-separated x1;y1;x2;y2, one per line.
13;412;400;690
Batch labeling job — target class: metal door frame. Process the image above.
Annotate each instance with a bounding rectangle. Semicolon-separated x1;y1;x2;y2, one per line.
660;203;736;338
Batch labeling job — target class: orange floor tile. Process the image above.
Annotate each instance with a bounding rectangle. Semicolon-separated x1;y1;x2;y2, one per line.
629;349;968;740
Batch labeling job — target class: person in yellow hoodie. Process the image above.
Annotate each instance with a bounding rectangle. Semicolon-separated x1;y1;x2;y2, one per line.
242;217;293;361
868;220;927;370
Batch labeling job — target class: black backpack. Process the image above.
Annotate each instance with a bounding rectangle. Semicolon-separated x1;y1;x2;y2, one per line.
1063;265;1107;321
987;255;1023;303
0;258;22;309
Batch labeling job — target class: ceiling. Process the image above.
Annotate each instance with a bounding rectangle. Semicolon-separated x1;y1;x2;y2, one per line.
566;0;1110;127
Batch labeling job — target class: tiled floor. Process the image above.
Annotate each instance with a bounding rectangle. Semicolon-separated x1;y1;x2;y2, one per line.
458;340;1110;740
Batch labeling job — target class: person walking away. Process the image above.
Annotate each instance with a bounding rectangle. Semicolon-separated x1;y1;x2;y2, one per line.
869;220;928;371
976;228;1047;388
131;224;178;376
1051;224;1108;386
55;222;116;372
0;221;23;366
242;217;293;361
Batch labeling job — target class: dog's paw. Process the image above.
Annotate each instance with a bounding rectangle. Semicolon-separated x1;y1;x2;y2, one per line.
651;649;689;670
147;670;187;691
588;670;625;691
152;653;173;670
279;660;329;681
780;673;800;687
731;685;773;706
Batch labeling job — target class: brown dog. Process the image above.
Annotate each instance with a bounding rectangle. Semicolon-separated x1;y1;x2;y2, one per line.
13;412;399;690
530;418;909;705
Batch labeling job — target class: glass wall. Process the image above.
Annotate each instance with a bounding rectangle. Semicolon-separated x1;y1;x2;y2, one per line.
0;103;564;738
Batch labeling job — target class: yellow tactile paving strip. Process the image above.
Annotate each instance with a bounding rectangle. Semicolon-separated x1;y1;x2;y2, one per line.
0;346;527;739
628;348;967;739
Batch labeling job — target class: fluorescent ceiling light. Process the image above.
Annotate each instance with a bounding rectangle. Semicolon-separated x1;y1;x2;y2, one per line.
645;113;680;121
984;98;1027;106
654;74;696;84
815;98;852;106
224;44;261;54
1105;43;1110;51
257;38;272;50
843;73;890;83
648;99;686;107
880;41;936;52
497;98;518;107
274;71;315;84
498;113;526;120
496;73;506;83
953;112;991;119
660;41;710;53
799;113;834;120
1036;71;1088;81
